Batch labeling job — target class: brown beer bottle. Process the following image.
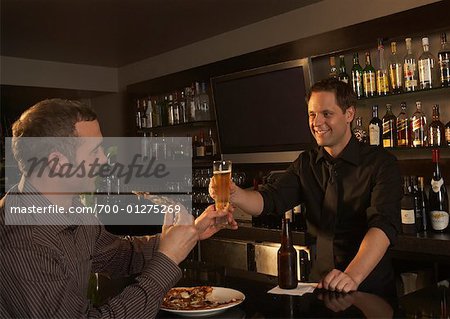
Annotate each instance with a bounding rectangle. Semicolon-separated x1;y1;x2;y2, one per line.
277;218;298;289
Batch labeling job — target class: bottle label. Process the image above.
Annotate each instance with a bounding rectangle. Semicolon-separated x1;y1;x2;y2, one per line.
369;124;380;145
377;73;389;94
446;127;450;144
397;119;408;146
431;178;444;193
438;53;450;82
404;62;417;89
382;120;394;147
430;210;449;231
401;209;415;224
418;59;432;84
196;146;205;157
363;72;376;95
352;72;363;97
411;118;425;146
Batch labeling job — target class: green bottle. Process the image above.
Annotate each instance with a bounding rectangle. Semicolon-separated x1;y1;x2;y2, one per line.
351;53;364;99
338;55;350;83
363;52;377;97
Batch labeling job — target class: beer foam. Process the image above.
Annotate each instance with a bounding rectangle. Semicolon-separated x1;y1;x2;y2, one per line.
213;170;231;174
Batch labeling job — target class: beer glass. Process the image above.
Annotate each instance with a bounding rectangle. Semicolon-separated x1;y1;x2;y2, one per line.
213;160;232;226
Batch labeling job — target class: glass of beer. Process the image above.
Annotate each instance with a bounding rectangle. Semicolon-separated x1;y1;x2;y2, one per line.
213;160;232;226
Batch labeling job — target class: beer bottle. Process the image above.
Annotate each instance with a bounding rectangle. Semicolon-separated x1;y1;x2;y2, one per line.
277;218;298;289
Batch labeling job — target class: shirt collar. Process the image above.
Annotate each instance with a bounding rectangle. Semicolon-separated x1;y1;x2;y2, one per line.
315;135;360;166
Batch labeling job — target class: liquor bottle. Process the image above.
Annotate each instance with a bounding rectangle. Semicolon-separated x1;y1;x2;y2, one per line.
204;128;217;157
199;82;211;121
161;95;169;126
277;218;298;289
428;104;445;147
167;94;175;125
417;176;429;232
401;176;416;234
418;37;437;89
140;99;148;128
397;102;410;147
410;101;427;147
194;82;201;120
429;149;449;232
404;38;418;92
389;42;404;94
438;32;450;87
172;91;180;125
192;135;200;159
136;99;143;129
410;176;424;233
445;120;450;146
368;105;383;146
353;116;368;143
179;90;187;124
152;98;162;127
382;104;397;148
376;39;390;96
338;55;350;83
351;52;364;99
195;132;205;158
145;98;153;128
329;56;338;78
363;52;377;97
185;86;196;122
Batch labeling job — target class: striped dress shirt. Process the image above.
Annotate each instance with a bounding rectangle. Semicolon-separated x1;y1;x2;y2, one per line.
0;180;181;318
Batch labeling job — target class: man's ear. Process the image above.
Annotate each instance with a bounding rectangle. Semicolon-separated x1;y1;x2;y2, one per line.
346;106;356;123
47;151;70;174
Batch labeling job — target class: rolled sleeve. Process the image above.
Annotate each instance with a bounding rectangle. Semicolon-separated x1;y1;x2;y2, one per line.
366;154;402;246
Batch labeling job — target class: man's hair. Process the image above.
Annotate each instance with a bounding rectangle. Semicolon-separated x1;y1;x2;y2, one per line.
12;99;98;174
306;78;357;113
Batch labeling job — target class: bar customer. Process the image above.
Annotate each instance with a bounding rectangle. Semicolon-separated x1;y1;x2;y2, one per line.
0;99;236;318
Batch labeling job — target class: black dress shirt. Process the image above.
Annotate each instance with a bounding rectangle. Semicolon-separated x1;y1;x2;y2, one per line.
260;135;402;295
0;180;181;318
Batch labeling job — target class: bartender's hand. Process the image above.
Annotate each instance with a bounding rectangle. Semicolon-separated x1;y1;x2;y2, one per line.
209;177;239;204
158;225;199;265
317;291;355;313
317;269;359;293
195;205;238;240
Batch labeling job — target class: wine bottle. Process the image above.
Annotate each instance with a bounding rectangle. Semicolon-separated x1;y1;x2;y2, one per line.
363;52;377;97
382;104;397;148
278;218;298;289
429;149;449;232
397;102;410;147
410;101;427;147
417;176;429;232
428;104;445;147
401;176;416;234
338;55;350;83
404;38;418;92
376;39;390;95
368;105;383;146
389;41;404;94
351;52;364;99
438;32;450;87
410;176;424;233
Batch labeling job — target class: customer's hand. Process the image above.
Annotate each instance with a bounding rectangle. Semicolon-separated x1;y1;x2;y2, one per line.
317;269;359;293
158;225;199;265
195;205;238;240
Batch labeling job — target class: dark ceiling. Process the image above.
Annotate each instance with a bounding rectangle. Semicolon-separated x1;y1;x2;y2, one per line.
1;0;321;67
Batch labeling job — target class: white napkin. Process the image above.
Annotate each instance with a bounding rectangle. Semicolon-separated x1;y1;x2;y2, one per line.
268;283;318;296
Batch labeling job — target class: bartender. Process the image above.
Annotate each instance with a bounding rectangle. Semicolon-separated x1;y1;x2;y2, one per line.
210;78;402;298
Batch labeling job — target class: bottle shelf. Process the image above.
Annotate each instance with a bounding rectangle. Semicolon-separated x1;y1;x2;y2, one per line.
137;120;216;133
386;146;450;160
357;86;450;103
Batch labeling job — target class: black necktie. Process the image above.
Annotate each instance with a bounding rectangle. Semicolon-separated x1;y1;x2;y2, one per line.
312;161;338;280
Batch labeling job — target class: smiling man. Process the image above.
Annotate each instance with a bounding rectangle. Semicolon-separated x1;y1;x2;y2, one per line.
210;78;402;298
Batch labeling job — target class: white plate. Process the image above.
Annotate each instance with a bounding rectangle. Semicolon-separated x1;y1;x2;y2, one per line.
161;286;245;317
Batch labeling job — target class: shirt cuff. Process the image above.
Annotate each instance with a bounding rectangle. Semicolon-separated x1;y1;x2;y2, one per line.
142;234;160;262
369;222;398;246
141;251;182;291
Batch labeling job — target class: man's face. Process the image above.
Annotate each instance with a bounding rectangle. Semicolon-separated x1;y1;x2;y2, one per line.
308;91;354;156
73;120;107;192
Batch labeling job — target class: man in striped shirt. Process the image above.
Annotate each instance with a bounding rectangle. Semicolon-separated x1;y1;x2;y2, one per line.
0;99;236;318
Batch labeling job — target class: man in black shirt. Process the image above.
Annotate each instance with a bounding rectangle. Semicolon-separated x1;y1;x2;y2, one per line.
211;78;401;296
